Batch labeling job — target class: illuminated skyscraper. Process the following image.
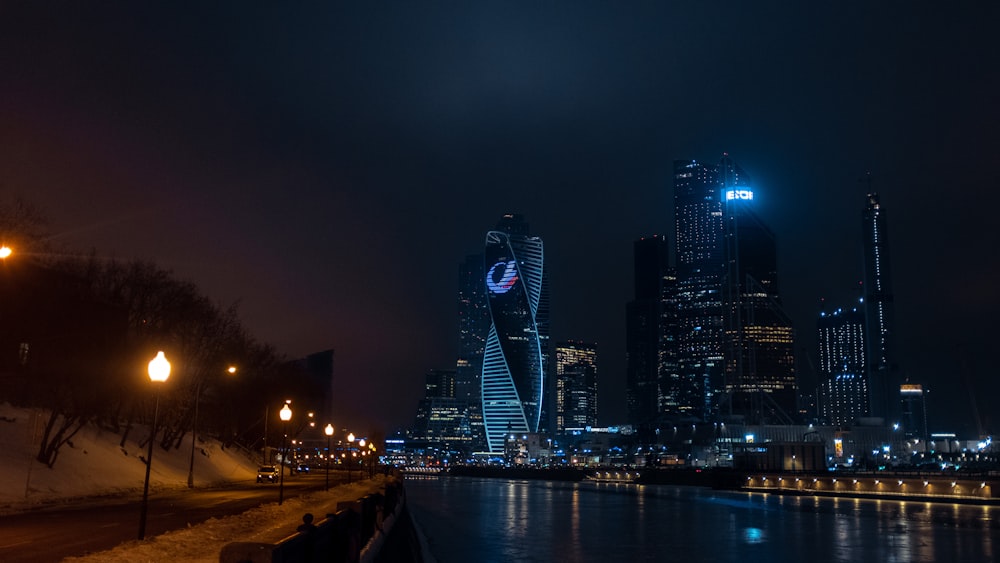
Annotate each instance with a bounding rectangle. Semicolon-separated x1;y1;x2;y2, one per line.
481;214;548;452
673;155;797;423
818;374;869;427
555;341;598;431
673;159;726;419
816;301;869;425
720;160;797;424
862;190;901;423
817;299;867;379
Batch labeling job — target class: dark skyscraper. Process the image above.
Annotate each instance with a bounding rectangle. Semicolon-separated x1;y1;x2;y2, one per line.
899;383;928;440
673;155;797;423
424;368;457;399
481;214;548;452
457;253;489;406
626;235;676;425
862;190;901;424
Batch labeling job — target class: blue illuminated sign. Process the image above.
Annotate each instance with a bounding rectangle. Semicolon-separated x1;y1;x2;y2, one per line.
486;260;519;294
725;189;754;201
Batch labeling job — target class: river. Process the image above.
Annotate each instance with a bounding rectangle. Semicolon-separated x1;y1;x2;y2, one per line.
404;474;999;562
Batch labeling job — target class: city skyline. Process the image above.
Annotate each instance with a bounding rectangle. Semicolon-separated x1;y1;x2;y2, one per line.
2;4;997;436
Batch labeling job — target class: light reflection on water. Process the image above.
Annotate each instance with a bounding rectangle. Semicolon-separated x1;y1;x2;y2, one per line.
405;475;999;563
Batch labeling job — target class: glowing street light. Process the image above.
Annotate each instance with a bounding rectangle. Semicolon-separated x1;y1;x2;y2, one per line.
0;246;12;259
278;403;292;505
324;424;334;491
138;351;171;540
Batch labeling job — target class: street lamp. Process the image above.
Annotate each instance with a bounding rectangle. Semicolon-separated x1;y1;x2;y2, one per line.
138;351;171;540
278;403;292;505
0;245;12;259
347;433;355;483
359;439;366;480
324;424;334;491
188;365;237;488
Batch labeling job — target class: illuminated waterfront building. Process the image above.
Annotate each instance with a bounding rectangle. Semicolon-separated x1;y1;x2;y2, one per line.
555;341;598;431
481;214;548;452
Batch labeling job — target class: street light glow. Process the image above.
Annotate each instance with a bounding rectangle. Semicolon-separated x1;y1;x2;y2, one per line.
325;424;334;437
139;351;170;540
278;403;292;505
0;246;12;259
147;351;171;383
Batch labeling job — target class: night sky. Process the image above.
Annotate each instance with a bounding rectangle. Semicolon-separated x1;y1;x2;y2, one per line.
2;4;998;436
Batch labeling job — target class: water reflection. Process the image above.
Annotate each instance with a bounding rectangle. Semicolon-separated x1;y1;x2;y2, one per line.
405;476;999;563
568;487;581;562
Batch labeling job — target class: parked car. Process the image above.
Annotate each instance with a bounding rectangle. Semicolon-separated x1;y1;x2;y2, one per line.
257;466;279;483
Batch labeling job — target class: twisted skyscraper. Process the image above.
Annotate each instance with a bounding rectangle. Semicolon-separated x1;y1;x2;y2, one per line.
481;214;548;452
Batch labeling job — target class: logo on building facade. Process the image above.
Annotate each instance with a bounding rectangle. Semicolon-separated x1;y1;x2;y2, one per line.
486;260;519;294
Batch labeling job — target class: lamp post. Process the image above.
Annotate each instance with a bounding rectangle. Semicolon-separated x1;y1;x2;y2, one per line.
139;351;171;540
347;433;355;483
359;439;366;480
278;403;292;505
324;424;334;491
188;365;237;488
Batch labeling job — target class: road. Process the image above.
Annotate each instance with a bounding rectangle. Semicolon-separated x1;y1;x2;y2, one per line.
0;471;346;562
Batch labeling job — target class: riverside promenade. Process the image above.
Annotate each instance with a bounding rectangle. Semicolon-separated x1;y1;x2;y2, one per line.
444;465;1000;505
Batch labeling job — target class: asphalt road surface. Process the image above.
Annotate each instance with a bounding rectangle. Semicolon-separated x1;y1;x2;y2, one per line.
0;471;346;562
